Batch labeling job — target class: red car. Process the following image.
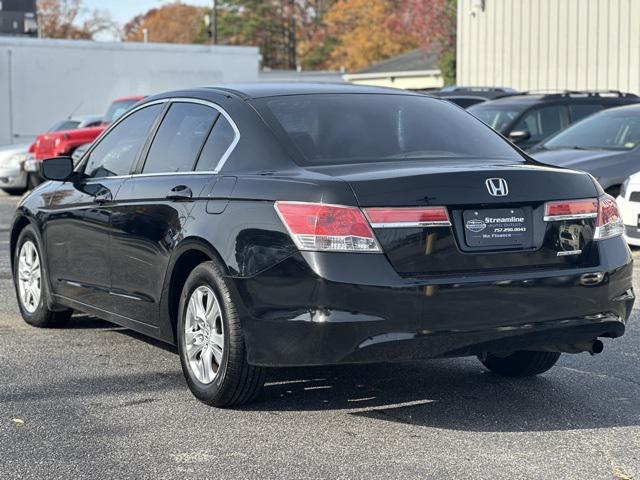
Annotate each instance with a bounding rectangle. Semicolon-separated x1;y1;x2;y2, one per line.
32;96;144;161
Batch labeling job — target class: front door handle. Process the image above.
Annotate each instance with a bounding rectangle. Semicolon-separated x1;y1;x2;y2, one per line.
93;187;113;204
166;185;193;201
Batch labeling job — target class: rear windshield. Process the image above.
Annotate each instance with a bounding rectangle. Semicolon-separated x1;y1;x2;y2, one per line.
259;94;522;166
468;104;524;132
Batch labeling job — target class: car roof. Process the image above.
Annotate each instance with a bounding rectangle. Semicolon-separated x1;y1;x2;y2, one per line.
148;83;423;102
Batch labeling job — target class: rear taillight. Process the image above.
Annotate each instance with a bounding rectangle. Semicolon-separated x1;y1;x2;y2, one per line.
543;196;623;240
594;194;624;240
363;207;451;228
543;199;598;221
275;201;381;252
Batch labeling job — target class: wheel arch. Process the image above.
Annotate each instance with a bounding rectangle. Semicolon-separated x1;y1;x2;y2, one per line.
10;214;35;270
161;236;230;344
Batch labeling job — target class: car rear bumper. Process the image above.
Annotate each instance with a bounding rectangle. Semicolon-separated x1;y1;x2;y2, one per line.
235;236;634;367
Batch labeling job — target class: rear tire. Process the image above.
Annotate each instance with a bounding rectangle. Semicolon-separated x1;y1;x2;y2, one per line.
479;351;561;377
13;225;72;327
177;260;265;407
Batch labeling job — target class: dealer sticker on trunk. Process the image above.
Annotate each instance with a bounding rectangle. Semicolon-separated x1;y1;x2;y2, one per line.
463;208;531;247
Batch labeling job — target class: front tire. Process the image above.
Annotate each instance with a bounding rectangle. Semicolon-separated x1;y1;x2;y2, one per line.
13;225;72;327
1;187;27;196
177;260;265;407
479;351;561;377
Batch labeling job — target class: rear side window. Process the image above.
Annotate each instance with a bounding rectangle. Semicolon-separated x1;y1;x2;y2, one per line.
513;105;569;143
143;103;219;174
195;115;236;171
569;104;604;122
84;104;161;179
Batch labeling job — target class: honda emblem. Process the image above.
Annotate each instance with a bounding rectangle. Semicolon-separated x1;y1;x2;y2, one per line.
485;178;509;197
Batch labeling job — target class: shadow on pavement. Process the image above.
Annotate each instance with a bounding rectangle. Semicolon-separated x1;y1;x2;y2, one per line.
30;314;639;434
246;360;637;433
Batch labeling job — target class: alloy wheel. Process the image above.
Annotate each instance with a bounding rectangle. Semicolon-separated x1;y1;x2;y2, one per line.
18;240;42;314
184;286;225;384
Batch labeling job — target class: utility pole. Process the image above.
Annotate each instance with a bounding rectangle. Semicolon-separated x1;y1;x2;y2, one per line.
289;0;296;70
211;0;217;45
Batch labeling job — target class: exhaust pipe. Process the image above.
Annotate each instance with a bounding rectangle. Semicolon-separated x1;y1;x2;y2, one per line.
590;339;604;355
536;340;604;355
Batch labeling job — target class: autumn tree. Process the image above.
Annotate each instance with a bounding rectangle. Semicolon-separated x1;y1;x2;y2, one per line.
122;3;209;44
323;0;419;71
214;0;300;70
37;0;116;40
392;0;457;84
295;0;336;70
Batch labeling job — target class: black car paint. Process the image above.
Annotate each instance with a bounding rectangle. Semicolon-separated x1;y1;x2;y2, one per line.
531;147;640;194
11;85;634;367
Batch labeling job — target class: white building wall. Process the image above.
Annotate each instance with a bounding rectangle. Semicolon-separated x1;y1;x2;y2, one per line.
457;0;640;93
0;38;259;145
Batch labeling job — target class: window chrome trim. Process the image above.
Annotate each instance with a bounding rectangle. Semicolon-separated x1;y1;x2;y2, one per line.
168;97;241;174
74;98;170;174
76;96;240;177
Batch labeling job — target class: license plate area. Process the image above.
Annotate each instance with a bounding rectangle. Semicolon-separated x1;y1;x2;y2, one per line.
462;207;532;248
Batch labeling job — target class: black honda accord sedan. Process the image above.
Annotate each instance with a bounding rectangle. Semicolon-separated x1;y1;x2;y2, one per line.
11;84;634;407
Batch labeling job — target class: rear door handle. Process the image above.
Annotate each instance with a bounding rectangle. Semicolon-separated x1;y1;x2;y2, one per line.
166;185;193;201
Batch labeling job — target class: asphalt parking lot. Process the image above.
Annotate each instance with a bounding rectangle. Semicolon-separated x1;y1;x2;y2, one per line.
0;192;639;480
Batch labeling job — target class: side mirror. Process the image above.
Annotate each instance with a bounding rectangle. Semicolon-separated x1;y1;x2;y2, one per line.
41;156;75;182
508;130;531;143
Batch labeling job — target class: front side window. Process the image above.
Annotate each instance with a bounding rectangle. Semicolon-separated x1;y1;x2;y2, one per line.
543;110;640;151
513;105;569;143
259;94;521;166
84;104;161;179
143;103;219;174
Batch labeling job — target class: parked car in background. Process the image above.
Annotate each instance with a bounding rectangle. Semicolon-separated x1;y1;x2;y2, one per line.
12;84;633;407
46;114;103;133
30;96;143;162
0;143;32;194
616;171;640;246
70;142;91;165
1;114;102;195
428;86;520;108
468;91;640;151
530;104;640;197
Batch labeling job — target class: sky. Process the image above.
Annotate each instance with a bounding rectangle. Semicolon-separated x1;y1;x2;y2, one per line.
84;0;213;26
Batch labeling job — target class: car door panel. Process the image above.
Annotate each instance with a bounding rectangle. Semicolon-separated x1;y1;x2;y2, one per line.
44;178;126;309
108;174;214;324
44;103;164;312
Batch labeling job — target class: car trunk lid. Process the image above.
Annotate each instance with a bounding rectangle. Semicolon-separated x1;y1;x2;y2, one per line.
306;160;601;276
